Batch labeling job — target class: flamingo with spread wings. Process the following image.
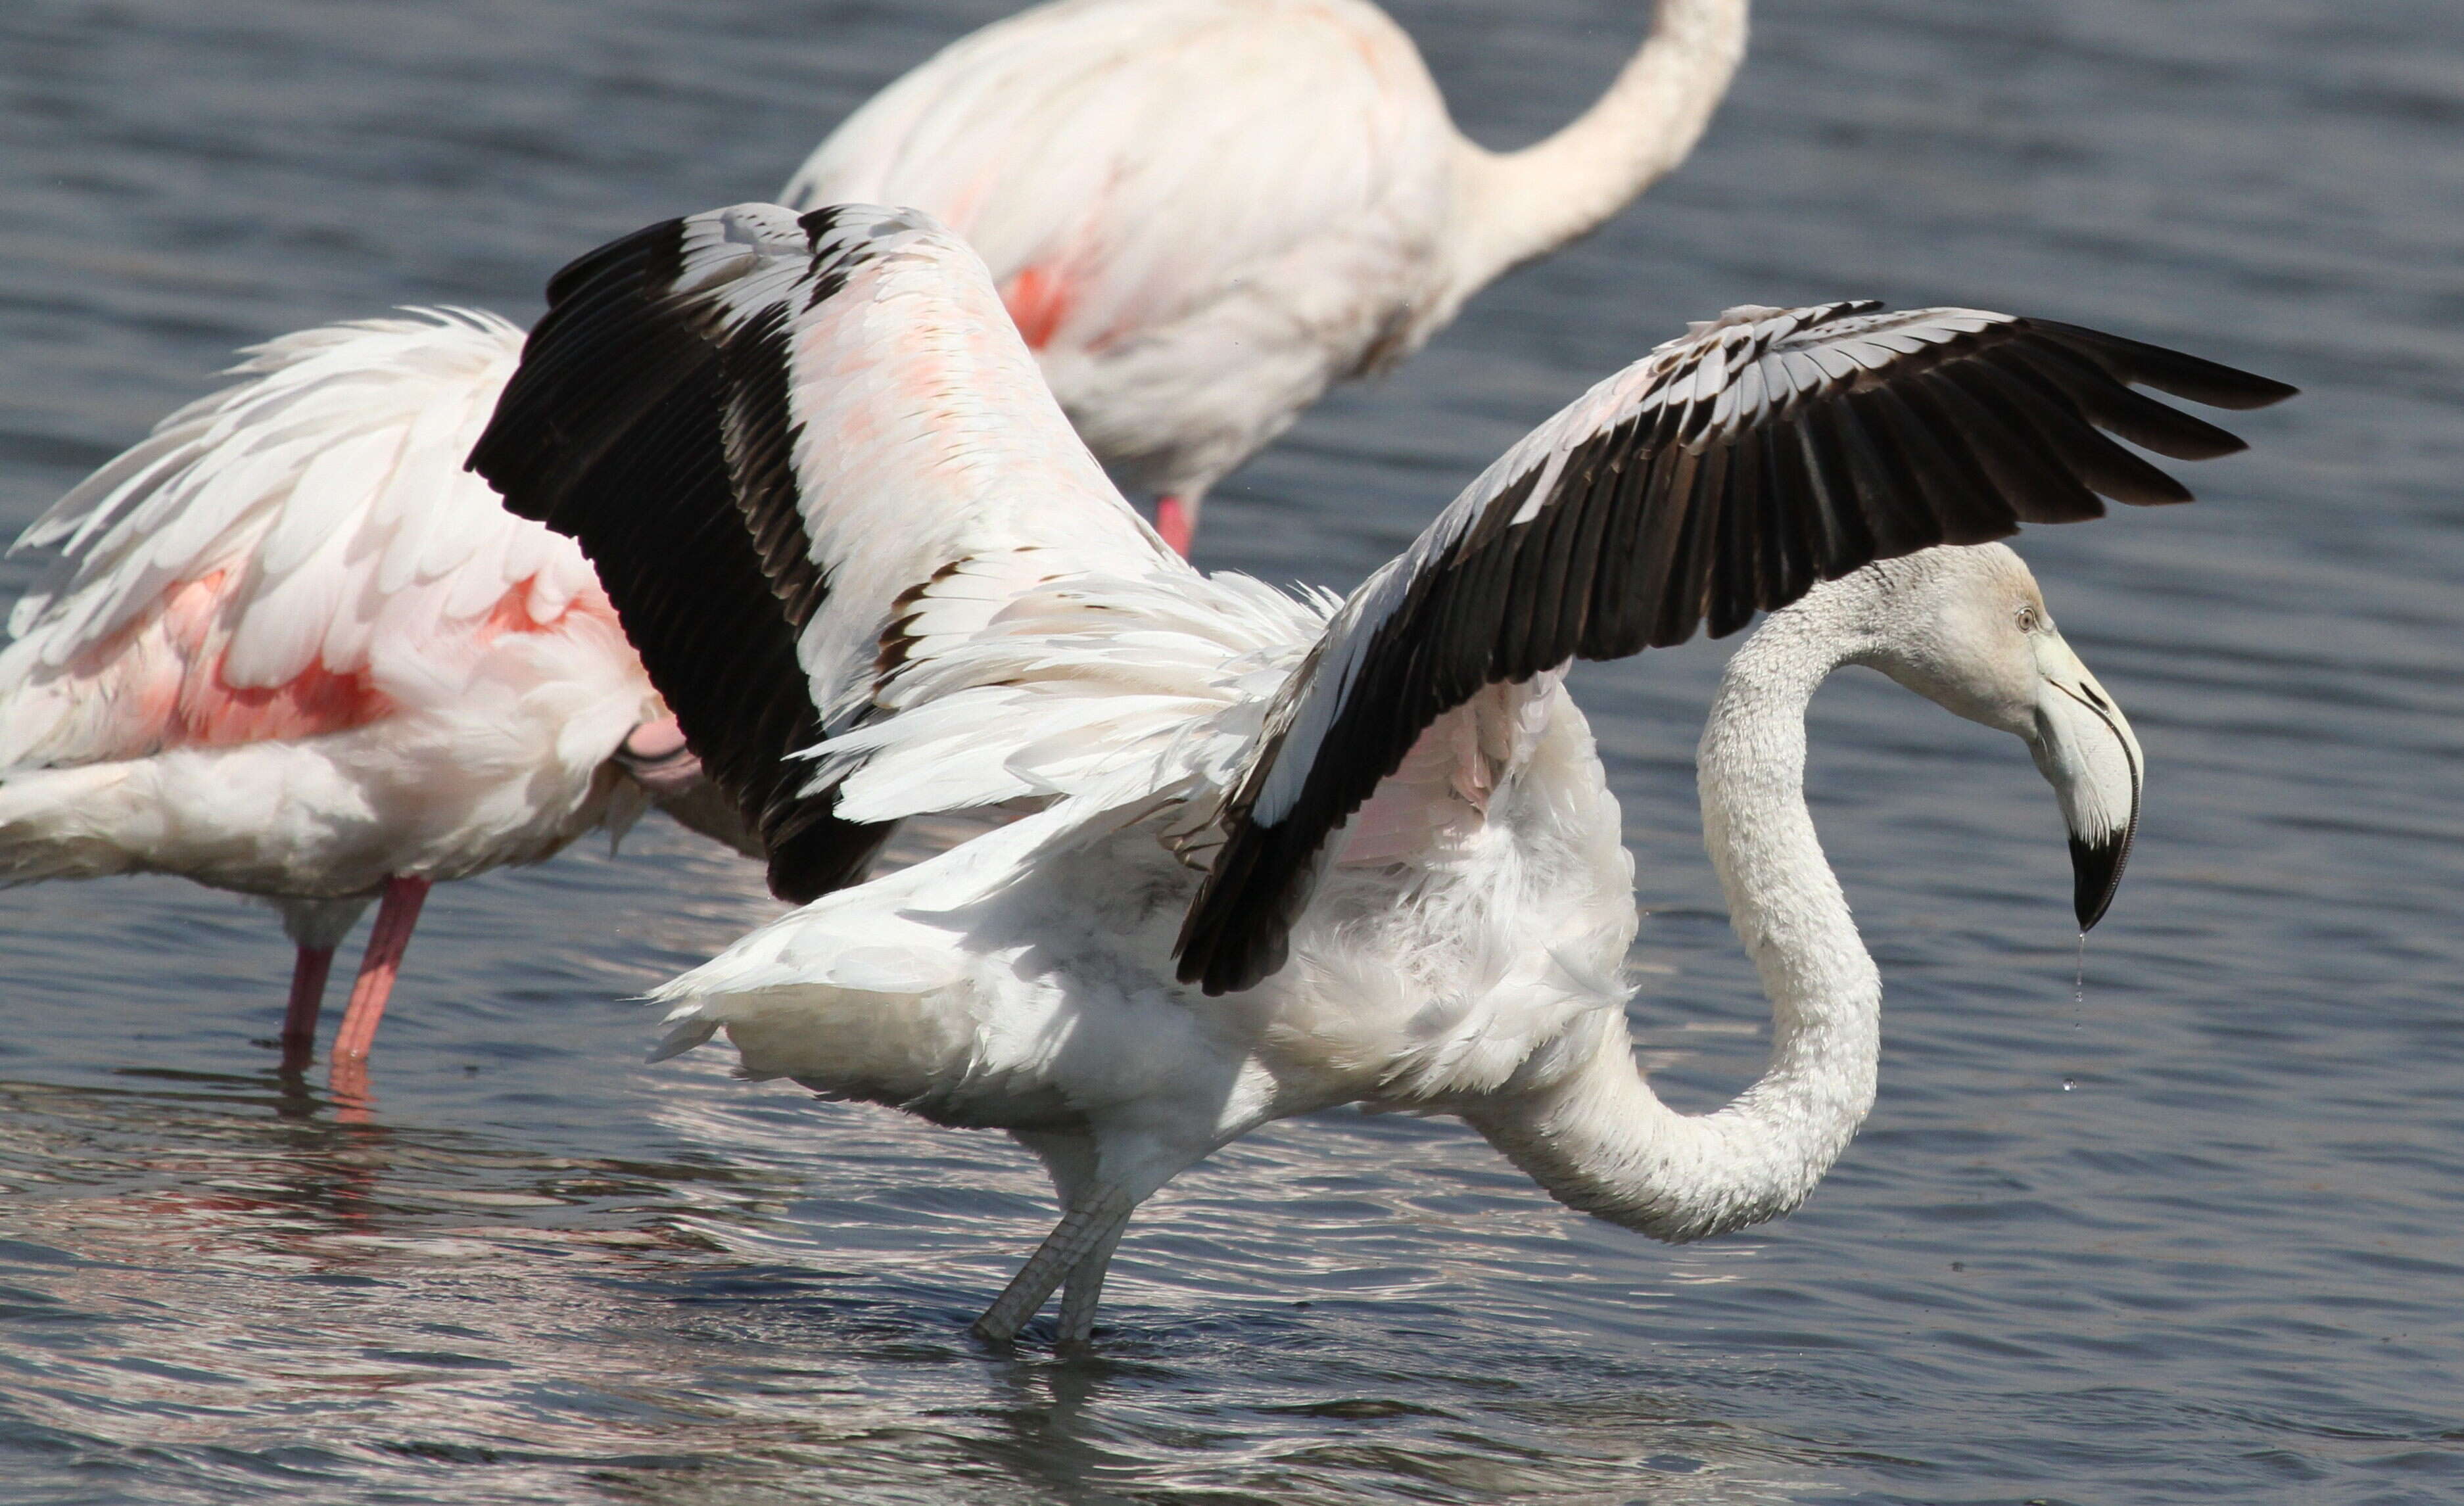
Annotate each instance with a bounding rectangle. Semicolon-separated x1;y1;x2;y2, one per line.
0;310;742;1076
786;0;1751;552
472;203;2290;1345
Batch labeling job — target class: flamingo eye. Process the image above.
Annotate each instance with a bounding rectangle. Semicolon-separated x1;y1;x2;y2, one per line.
2016;604;2044;634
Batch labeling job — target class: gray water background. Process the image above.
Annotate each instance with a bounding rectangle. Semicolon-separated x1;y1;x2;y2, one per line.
0;1;2456;1501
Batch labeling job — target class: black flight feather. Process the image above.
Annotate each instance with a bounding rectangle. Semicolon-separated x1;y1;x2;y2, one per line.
1174;308;2293;995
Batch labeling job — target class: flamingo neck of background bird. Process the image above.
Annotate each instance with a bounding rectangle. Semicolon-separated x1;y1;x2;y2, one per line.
1449;0;1749;298
1467;596;1880;1242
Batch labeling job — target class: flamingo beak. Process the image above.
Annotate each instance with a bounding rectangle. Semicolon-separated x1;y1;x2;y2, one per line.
2024;634;2144;930
615;715;704;798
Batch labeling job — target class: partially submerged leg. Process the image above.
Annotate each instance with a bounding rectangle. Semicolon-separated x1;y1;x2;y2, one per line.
1053;1213;1131;1349
272;897;367;1073
279;947;334;1073
973;1185;1137;1345
330;875;432;1065
1012;1131;1119;1347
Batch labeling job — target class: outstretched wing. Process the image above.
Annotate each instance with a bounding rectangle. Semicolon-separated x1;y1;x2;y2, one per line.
0;310;608;771
1176;302;2296;993
469;202;1183;902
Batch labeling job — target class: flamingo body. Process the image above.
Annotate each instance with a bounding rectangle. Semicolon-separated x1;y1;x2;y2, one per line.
784;0;1752;529
0;311;702;1068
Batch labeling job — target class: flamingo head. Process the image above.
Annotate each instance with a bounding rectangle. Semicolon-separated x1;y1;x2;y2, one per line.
1849;544;2146;931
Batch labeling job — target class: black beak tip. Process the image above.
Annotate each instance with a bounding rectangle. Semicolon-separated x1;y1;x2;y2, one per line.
2069;832;2130;931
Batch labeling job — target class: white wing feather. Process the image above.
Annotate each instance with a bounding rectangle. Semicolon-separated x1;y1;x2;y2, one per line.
751;212;1339;825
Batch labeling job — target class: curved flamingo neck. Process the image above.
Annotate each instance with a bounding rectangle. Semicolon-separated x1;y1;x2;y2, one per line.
1467;596;1882;1242
1446;0;1749;299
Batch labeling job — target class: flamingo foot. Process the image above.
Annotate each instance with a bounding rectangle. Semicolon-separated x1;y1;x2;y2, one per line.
1154;496;1194;558
280;946;335;1073
330;876;431;1067
615;715;703;798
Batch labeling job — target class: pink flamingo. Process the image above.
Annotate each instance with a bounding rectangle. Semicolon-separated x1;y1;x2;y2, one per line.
785;0;1752;554
0;310;739;1077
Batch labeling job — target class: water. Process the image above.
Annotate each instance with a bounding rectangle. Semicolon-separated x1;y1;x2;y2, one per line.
2;1;2458;1500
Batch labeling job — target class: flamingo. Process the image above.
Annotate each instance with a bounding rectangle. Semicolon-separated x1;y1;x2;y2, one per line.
0;310;748;1078
783;0;1751;554
469;204;2292;1344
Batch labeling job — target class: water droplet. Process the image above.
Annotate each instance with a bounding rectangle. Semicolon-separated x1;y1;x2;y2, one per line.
2061;1076;2076;1092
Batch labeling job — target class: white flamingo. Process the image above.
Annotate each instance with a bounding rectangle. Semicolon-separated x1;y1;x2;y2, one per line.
784;0;1751;553
471;204;2292;1344
0;311;746;1077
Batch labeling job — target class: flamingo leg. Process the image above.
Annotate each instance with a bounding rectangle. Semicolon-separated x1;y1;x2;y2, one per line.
279;946;335;1072
1053;1215;1130;1350
329;876;432;1066
1012;1129;1130;1350
973;1185;1137;1344
1154;495;1195;557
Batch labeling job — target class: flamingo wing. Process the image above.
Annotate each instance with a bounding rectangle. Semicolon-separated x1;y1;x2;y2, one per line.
0;310;602;772
1175;302;2298;994
471;202;1208;902
782;0;1446;360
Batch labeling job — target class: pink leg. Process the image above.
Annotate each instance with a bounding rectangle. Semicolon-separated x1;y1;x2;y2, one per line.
329;876;431;1066
280;946;335;1072
1154;495;1195;557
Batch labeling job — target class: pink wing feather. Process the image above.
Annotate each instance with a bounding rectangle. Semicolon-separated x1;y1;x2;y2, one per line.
0;310;621;770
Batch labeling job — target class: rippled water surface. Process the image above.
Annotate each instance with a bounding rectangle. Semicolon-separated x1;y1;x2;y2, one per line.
3;2;2459;1501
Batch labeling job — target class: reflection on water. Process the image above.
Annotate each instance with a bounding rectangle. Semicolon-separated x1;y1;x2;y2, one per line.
0;1071;1814;1505
5;0;2464;1501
